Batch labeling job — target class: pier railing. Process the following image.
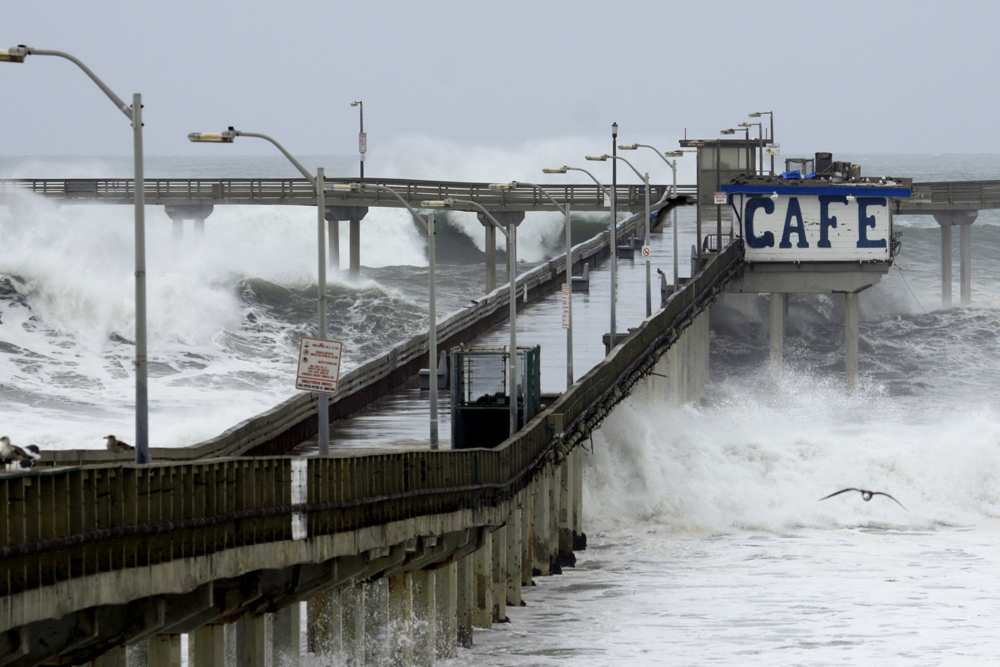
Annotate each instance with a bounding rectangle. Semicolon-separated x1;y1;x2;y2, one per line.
0;177;694;211
1;242;742;606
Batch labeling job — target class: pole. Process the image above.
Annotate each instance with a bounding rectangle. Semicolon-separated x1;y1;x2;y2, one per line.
769;113;775;176
427;214;438;448
757;125;764;176
358;102;365;180
715;140;721;255
508;223;518;436
643;171;651;317
316;168;330;457
671;161;678;287
564;203;573;389
132;93;149;464
610;125;618;342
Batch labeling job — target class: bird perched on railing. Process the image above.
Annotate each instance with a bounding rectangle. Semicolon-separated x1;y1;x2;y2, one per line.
104;434;134;453
0;436;40;469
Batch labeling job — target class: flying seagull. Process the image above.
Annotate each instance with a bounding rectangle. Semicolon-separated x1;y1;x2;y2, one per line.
819;487;906;509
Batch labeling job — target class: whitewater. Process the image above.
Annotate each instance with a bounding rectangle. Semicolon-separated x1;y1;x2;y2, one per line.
4;150;1000;664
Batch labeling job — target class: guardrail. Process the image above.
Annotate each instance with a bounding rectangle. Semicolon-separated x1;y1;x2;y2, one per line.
0;240;743;605
0;177;696;212
901;180;1000;212
40;198;671;466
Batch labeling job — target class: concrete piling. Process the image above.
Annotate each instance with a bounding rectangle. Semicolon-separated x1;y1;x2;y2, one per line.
845;291;859;392
507;495;524;607
92;646;127;667
491;524;508;622
435;562;459;658
521;487;534;586
306;588;339;657
188;624;226;667
387;574;414;665
235;614;268;667
411;570;437;666
531;471;551;576
549;465;562;573
272;603;301;667
472;531;494;628
960;222;972;305
456;554;474;646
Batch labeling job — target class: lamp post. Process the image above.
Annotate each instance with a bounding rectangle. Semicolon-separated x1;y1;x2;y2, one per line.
749;111;774;175
585;153;653;317
3;45;151;464
493;180;574;389
542;165;616;349
740;121;764;175
350;100;365;179
334;183;440;448
189;127;332;456
620;144;685;288
610;122;619;340
421;198;520;437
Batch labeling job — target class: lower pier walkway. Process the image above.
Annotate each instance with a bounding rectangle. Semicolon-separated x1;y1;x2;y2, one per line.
314;209;699;451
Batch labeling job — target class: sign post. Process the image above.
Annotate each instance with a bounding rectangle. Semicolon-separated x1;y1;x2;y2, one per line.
296;336;345;394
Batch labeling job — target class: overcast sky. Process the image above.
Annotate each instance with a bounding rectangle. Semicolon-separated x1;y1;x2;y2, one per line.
3;0;998;159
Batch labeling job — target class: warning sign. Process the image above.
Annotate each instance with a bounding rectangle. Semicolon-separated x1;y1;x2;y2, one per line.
641;245;652;257
713;192;727;205
296;337;345;394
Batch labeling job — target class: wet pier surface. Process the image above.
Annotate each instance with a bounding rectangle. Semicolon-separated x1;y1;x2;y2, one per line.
302;210;700;452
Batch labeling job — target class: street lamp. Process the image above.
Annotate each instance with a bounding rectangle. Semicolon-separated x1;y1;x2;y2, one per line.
586;153;654;317
749;111;775;175
350;100;365;179
421;198;521;438
492;180;574;389
620;144;685;288
4;45;151;464
190;127;332;456
739;121;764;175
542;164;619;348
333;182;440;448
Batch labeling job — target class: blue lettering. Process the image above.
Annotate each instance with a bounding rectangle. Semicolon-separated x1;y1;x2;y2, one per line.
779;197;809;249
857;197;887;248
744;197;775;248
818;195;847;248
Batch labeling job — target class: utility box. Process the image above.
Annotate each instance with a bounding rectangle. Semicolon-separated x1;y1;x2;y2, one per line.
450;346;541;449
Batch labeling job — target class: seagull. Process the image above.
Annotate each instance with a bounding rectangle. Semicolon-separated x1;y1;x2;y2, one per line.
819;487;906;509
0;436;40;469
104;434;134;453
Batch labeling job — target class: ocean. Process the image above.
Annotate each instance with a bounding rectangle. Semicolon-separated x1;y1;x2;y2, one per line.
3;152;1000;664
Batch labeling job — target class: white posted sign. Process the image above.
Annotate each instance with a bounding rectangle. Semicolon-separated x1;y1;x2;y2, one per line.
296;337;345;394
740;193;891;263
561;283;570;329
713;192;727;205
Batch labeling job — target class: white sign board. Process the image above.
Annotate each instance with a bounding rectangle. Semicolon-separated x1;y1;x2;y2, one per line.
296;337;344;394
290;459;308;540
740;193;891;263
358;131;367;155
561;283;570;329
713;192;727;205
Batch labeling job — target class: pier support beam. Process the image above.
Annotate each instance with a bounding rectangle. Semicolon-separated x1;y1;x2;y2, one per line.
362;579;386;666
327;206;368;275
472;531;494;628
521;486;534;586
549;464;562;573
507;495;524;607
306;589;339;658
164;204;213;241
960;221;972;305
412;570;437;666
188;624;226;667
272;603;301;667
92;646;126;667
557;458;576;567
845;291;859;392
456;554;474;647
325;217;341;270
491;523;508;622
769;292;785;370
572;448;586;550
935;211;977;307
435;562;458;658
531;468;552;576
235;614;268;667
388;574;414;665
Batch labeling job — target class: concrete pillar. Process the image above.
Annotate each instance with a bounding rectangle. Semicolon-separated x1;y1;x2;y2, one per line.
507;495;523;607
148;635;181;666
491;526;508;622
549;465;562;573
485;223;497;293
188;624;226;667
93;646;126;667
455;554;474;647
165;204;213;244
435;562;458;658
235;615;268;667
845;291;859;393
194;216;206;235
362;579;386;667
272;603;301;667
349;217;361;275
557;458;576;567
388;574;414;665
412;570;437;666
306;589;339;657
521;487;534;587
472;531;494;627
327;219;341;270
769;292;785;370
172;220;184;241
531;471;551;576
938;217;953;307
572;448;586;550
959;222;972;305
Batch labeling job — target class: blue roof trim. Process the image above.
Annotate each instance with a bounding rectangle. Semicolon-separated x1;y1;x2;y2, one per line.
720;183;912;198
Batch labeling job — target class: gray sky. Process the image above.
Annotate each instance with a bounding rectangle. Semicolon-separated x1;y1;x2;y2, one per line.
3;0;997;158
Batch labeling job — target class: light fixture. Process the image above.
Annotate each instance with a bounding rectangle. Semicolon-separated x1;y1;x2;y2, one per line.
420;199;453;208
0;46;27;63
542;166;569;174
329;183;360;192
619;143;638;150
663;150;684;158
488;182;517;191
188;129;236;143
611;122;618;138
585;154;609;161
350;100;362;107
